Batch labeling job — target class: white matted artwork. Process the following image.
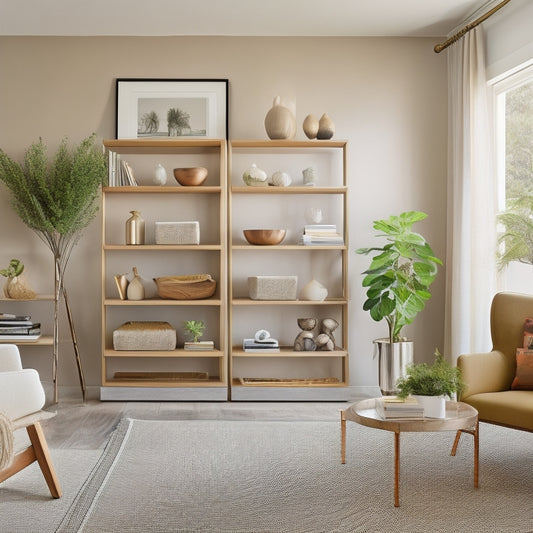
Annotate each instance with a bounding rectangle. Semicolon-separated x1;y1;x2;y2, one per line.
116;79;228;139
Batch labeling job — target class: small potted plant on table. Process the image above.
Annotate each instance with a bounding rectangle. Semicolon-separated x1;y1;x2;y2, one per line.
395;349;465;418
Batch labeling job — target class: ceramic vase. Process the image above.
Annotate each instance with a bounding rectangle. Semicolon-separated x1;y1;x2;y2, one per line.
413;395;446;418
270;170;292;187
125;210;145;245
153;164;167;185
317;113;335;140
264;96;296;140
126;267;145;301
300;279;328;301
303;114;319;139
3;274;36;299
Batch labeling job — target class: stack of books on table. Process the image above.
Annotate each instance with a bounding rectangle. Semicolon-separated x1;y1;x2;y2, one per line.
0;313;41;341
376;396;425;419
301;225;344;246
242;337;280;353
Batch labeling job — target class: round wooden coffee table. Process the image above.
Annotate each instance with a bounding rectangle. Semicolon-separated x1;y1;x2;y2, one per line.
341;398;479;507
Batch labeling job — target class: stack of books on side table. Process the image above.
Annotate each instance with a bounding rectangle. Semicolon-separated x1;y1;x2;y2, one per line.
301;225;344;246
376;396;425;419
0;313;41;341
243;337;280;353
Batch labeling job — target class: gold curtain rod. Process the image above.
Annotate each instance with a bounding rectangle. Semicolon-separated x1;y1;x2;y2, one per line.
434;0;512;53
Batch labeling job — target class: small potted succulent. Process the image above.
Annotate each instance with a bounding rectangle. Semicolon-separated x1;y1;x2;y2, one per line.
395;349;465;418
183;320;214;351
0;258;35;299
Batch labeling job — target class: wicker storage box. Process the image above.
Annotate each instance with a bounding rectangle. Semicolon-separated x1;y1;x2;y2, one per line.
248;276;297;300
155;221;200;245
154;274;216;300
113;321;177;351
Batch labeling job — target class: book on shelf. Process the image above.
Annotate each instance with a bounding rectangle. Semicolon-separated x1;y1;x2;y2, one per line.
184;341;215;351
242;338;280;353
376;396;425;419
0;313;32;323
0;333;41;341
0;323;41;335
301;224;344;245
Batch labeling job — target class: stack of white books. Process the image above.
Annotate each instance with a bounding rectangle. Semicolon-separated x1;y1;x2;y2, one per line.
0;313;41;341
375;396;425;419
300;224;344;246
243;337;280;353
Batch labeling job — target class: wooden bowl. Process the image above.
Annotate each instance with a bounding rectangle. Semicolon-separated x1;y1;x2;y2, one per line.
173;167;208;186
154;274;216;300
243;229;287;245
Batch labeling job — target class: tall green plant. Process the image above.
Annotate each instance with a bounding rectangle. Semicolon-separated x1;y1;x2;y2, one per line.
496;195;533;270
356;211;442;343
0;133;107;401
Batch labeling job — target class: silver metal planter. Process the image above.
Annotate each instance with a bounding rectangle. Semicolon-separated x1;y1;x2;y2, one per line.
374;338;414;395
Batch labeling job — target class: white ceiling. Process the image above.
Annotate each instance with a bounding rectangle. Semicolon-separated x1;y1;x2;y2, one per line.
0;0;491;37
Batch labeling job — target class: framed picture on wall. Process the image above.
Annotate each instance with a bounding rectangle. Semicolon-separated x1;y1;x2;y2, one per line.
116;78;228;139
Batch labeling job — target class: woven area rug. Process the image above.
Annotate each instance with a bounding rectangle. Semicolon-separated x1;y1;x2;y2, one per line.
56;418;533;533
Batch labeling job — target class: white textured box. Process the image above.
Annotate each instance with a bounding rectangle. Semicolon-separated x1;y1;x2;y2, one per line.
113;321;177;351
155;221;200;245
248;276;298;300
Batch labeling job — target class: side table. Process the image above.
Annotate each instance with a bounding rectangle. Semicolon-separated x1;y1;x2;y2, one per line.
341;398;479;507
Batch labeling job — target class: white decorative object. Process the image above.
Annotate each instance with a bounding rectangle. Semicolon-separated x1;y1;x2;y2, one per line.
155;221;200;245
413;395;446;419
242;164;268;187
317;113;335;139
153;164;168;185
126;267;145;301
300;279;328;301
248;276;298;300
270;170;292;187
302;167;317;186
306;207;323;224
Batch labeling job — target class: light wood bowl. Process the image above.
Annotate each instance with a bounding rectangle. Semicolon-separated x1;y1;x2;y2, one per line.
154;274;216;299
173;167;208;186
243;229;287;245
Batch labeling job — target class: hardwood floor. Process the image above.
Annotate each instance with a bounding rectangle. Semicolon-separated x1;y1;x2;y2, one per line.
41;398;351;450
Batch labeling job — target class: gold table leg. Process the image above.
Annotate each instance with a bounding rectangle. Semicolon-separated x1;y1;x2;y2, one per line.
450;419;479;489
394;431;400;507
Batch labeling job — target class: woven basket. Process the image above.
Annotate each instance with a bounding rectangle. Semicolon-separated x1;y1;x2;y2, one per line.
154;274;216;300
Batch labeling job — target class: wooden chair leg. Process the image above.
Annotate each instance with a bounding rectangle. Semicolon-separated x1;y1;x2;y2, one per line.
450;429;462;456
26;422;62;498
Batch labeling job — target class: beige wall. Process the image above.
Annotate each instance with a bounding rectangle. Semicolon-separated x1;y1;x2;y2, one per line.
0;36;447;395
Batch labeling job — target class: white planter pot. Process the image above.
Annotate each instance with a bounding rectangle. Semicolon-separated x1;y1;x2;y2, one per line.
413;395;446;419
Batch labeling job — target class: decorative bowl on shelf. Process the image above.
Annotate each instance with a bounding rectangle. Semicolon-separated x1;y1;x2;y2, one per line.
243;229;287;245
153;274;216;300
173;167;208;186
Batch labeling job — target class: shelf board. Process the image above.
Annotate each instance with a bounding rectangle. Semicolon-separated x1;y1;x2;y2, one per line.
232;297;347;306
232;244;346;250
104;139;225;149
104;244;222;251
104;348;224;358
231;186;346;195
0;294;55;301
0;335;53;346
103;377;226;388
231;378;347;388
103;185;222;194
105;298;222;306
232;347;347;357
230;140;347;149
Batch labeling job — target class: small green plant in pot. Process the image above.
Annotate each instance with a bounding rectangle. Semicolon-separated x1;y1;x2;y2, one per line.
395;349;465;418
183;320;205;344
356;211;442;393
0;258;35;299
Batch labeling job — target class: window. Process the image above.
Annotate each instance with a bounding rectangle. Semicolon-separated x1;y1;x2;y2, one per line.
493;64;533;292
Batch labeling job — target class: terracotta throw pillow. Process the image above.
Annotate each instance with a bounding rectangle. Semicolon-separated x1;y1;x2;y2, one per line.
511;349;533;390
522;317;533;349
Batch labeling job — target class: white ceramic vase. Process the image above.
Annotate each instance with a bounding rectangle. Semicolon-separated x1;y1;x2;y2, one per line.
153;164;167;185
264;96;296;140
413;395;446;418
300;279;328;301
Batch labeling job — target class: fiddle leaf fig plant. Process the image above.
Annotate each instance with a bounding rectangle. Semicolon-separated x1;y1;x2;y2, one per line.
356;211;442;343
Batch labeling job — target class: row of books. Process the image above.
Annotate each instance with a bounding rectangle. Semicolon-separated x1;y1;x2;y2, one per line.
0;313;41;340
375;396;425;419
300;224;344;246
108;152;138;186
243;337;280;353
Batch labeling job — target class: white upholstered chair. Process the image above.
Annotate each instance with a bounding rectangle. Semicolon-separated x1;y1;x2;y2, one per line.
0;344;61;498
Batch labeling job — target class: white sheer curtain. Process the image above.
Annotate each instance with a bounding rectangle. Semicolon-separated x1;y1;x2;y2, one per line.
444;25;498;362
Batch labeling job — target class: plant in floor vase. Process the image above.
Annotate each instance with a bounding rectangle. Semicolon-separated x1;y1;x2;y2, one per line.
356;211;442;394
395;349;465;418
0;134;107;402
